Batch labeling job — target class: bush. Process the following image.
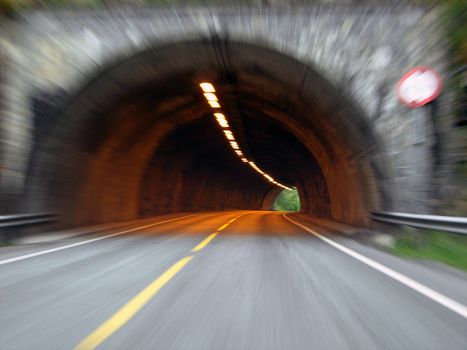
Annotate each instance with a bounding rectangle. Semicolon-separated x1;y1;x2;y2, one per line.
273;188;300;212
394;227;467;271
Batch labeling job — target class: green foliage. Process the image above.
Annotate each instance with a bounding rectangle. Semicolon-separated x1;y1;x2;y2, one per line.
393;227;467;271
440;0;467;105
441;0;467;66
273;188;300;212
0;0;24;14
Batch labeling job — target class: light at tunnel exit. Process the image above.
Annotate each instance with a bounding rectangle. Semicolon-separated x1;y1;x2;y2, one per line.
273;188;301;212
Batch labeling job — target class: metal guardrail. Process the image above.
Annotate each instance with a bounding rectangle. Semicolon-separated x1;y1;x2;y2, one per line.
0;213;57;240
371;211;467;235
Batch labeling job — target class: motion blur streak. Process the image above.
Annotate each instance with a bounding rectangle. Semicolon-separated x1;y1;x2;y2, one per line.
76;214;242;349
1;2;466;349
0;214;196;266
283;214;467;320
1;211;466;349
74;256;193;350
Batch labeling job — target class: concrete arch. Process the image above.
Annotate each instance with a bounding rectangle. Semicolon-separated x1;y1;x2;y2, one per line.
25;38;394;226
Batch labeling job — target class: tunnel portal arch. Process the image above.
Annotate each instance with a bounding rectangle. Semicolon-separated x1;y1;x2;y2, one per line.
25;38;394;226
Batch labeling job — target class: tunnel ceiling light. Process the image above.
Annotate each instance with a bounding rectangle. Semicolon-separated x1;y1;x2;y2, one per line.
204;93;218;101
223;130;235;141
214;114;229;128
208;100;221;108
217;120;229;128
200;82;215;92
199;82;292;191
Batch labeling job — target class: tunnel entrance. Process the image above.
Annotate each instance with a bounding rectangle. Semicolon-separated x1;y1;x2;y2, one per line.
25;39;393;227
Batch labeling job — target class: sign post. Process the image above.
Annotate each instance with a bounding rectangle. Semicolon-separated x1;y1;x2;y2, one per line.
397;66;443;204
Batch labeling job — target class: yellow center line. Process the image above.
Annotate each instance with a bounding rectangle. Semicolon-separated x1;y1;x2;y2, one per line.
191;232;219;252
217;223;229;231
191;214;242;252
74;256;193;350
75;214;245;349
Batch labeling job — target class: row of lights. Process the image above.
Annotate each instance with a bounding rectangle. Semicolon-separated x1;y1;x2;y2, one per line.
199;82;292;191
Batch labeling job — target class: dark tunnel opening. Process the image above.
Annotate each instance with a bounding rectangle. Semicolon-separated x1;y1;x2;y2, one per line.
24;39;394;227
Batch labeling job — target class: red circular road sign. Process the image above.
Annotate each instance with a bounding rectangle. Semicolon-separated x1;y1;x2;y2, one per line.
397;66;442;108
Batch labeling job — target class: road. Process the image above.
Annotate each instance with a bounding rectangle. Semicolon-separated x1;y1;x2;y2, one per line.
1;211;466;350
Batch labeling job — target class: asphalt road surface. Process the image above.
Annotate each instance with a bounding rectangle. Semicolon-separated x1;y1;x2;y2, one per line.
1;211;466;350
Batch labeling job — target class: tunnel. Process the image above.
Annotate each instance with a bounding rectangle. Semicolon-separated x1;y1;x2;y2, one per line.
25;39;393;227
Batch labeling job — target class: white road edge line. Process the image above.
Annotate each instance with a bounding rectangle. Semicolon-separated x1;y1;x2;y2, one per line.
283;213;467;320
0;214;197;266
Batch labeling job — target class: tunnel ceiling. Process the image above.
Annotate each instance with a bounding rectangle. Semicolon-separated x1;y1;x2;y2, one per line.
27;39;392;226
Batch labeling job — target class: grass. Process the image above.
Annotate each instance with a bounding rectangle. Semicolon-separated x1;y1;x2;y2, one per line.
393;227;467;271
